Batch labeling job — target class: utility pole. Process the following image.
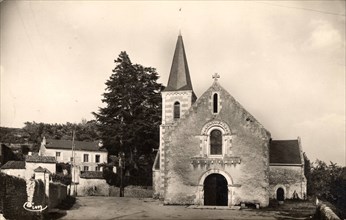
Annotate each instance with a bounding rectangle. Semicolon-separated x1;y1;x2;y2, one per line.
119;152;125;197
72;129;76;196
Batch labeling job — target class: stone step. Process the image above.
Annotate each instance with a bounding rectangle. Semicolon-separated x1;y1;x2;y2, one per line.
187;205;241;210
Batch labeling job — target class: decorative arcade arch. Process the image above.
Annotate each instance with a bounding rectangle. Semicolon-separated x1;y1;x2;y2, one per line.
199;121;232;157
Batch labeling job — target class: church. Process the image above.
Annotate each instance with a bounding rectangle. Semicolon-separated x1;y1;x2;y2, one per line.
152;34;307;207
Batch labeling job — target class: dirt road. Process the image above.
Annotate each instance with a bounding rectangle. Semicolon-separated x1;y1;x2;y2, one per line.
57;197;286;220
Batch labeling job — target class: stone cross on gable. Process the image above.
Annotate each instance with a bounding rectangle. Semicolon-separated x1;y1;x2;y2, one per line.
212;73;220;81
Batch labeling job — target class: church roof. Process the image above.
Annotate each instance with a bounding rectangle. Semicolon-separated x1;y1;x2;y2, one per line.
164;35;194;92
270;140;302;164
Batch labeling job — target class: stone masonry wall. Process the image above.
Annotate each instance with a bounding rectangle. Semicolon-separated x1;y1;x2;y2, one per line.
269;165;307;200
159;90;194;200
152;169;160;198
163;83;271;207
1;168;26;179
25;162;56;179
162;91;193;124
77;178;109;196
0;173;68;219
0;173;46;220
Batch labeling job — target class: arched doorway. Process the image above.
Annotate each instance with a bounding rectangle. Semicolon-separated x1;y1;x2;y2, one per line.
204;174;228;206
276;187;284;201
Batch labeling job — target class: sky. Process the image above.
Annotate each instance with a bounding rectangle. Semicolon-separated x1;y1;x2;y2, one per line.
0;1;345;166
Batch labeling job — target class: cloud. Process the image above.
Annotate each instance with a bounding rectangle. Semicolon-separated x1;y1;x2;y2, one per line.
306;19;343;50
293;113;345;166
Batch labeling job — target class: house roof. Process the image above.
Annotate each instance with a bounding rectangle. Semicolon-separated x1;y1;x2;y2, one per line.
164;35;194;92
270;140;302;164
34;166;51;173
26;155;57;163
80;171;104;179
45;139;107;152
1;161;25;169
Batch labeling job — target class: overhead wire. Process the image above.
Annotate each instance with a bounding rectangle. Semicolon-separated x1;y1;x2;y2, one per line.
257;2;345;17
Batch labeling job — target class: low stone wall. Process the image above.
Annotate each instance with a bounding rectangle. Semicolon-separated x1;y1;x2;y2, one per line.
0;173;46;220
109;186;153;198
77;178;109;196
0;173;4;212
49;182;67;208
152;169;160;198
0;173;68;219
314;203;340;220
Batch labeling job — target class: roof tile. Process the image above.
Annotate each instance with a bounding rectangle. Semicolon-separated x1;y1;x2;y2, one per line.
34;166;51;173
1;161;25;169
45;139;107;152
164;35;194;92
26;155;56;163
270;140;302;164
80;171;104;179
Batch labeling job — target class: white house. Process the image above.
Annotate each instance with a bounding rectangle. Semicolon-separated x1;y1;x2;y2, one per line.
1;155;56;180
25;155;57;179
39;138;108;173
0;161;26;178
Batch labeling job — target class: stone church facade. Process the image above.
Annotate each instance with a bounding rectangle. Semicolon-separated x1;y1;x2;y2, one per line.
153;35;306;207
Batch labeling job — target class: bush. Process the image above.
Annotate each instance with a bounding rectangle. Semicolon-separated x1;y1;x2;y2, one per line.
51;173;71;185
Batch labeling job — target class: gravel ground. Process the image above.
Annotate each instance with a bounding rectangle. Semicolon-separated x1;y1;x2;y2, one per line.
55;197;310;220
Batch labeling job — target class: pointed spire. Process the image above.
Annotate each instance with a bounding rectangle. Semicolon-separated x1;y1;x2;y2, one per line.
165;35;194;91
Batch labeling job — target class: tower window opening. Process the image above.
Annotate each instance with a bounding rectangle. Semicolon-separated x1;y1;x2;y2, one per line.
213;93;218;113
174;102;180;119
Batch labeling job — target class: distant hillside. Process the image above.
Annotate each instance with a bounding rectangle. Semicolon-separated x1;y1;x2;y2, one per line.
0;120;100;152
2;120;99;140
0;127;30;144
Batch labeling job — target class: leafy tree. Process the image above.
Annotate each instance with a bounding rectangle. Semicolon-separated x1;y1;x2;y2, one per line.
0;127;30;144
309;160;331;198
51;173;72;185
23;122;45;152
21;120;100;146
303;152;311;195
92;51;163;159
305;156;346;218
75;120;100;141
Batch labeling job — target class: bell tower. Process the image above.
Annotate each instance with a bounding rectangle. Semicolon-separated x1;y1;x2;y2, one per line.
155;34;196;199
161;34;196;124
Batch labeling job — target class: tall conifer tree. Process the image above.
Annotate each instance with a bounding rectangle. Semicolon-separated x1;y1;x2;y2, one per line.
93;51;163;157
